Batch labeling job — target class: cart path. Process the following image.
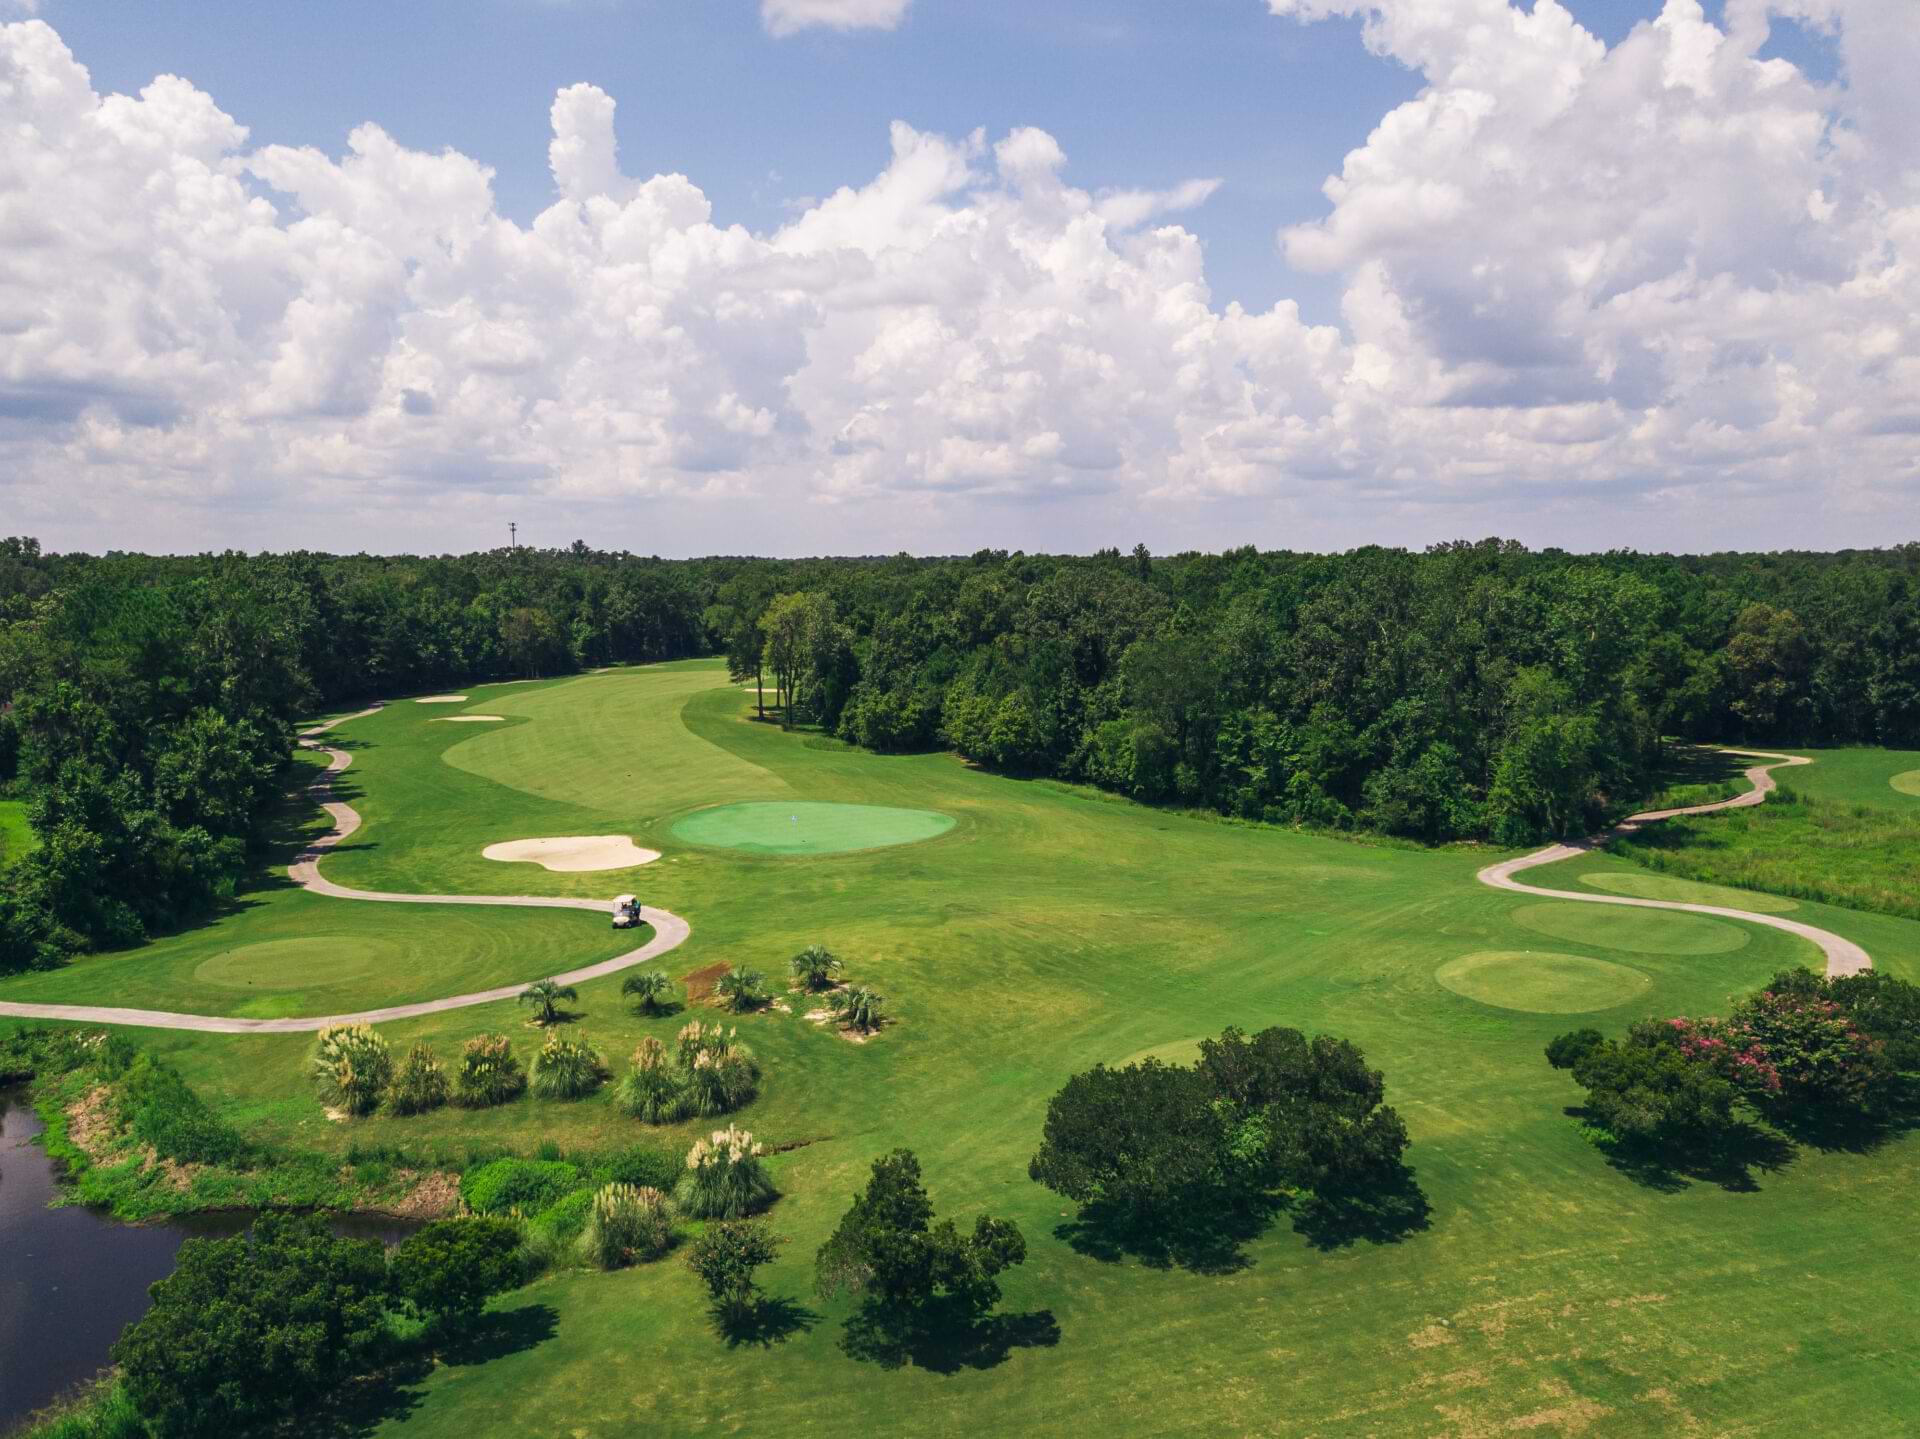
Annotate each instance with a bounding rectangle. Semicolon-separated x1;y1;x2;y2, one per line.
1478;748;1871;978
0;704;691;1034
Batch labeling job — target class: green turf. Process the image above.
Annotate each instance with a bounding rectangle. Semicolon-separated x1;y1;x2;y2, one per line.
1509;900;1751;955
1892;768;1920;797
1773;746;1920;810
0;798;34;872
1578;870;1800;914
1434;950;1653;1013
671;799;956;855
6;660;1920;1435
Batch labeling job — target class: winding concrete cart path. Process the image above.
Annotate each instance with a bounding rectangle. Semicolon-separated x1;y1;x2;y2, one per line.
0;705;691;1034
1478;749;1871;978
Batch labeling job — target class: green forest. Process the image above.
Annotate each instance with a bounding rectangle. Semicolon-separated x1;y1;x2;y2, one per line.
3;533;1917;975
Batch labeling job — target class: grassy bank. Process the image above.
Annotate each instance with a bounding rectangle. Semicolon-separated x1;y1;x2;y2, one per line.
1610;784;1920;922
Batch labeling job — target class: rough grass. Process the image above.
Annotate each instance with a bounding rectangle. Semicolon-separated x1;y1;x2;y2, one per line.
1609;784;1920;922
5;662;1920;1435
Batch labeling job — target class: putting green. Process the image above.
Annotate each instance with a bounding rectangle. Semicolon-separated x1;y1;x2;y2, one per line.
1511;901;1749;955
1891;769;1920;797
1578;871;1798;913
193;937;393;991
671;800;955;855
1436;950;1653;1013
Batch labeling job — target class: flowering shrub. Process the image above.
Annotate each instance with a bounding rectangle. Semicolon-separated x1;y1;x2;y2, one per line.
677;1125;777;1218
311;1024;393;1117
1728;987;1889;1110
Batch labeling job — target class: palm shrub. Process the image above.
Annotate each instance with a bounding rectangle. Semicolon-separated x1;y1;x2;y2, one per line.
311;1023;393;1117
387;1043;450;1116
715;968;767;1012
616;1037;693;1124
456;1033;526;1108
676;1125;777;1219
581;1183;673;1269
789;945;841;992
621;970;677;1015
829;985;886;1033
519;977;578;1026
529;1032;606;1100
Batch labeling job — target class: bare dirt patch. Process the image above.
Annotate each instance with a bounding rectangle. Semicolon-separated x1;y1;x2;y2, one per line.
66;1085;119;1159
481;835;660;872
682;962;731;1003
391;1170;462;1219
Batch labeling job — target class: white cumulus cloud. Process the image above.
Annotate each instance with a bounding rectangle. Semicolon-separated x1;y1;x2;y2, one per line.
0;4;1915;554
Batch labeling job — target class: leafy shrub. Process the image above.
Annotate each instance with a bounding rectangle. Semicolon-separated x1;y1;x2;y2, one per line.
582;1183;673;1269
455;1033;525;1108
310;1024;393;1117
460;1157;581;1216
119;1055;251;1167
530;1188;596;1244
388;1217;524;1327
600;1142;680;1191
528;1032;606;1101
687;1219;779;1326
387;1043;450;1116
1545;1029;1606;1070
676;1125;776;1219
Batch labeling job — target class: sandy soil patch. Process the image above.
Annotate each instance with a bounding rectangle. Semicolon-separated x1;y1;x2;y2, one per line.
431;715;506;723
682;962;730;1003
481;835;660;871
415;695;469;703
391;1170;462;1219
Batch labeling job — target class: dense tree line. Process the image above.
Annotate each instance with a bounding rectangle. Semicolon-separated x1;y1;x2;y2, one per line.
4;534;1918;973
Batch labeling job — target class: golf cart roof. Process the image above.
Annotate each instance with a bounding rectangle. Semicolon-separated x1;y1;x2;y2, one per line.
613;894;637;905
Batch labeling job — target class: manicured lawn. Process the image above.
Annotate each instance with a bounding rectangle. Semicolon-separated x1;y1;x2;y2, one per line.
1778;746;1920;810
6;661;1920;1435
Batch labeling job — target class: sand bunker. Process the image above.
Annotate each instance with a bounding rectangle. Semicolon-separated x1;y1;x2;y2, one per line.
431;715;506;723
416;695;469;703
482;835;660;872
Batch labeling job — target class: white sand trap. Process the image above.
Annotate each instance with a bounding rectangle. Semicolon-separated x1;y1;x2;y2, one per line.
482;835;661;872
431;715;506;723
416;695;469;703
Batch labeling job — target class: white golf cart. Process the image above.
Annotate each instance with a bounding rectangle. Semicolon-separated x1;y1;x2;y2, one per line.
611;894;643;929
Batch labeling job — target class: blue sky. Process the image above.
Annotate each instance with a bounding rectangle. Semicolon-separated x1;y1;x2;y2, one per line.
2;0;1903;558
42;0;1835;326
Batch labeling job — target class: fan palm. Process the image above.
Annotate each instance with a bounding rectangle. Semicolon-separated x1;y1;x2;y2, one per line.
519;977;577;1025
829;985;886;1033
714;968;767;1013
789;945;842;992
621;970;677;1015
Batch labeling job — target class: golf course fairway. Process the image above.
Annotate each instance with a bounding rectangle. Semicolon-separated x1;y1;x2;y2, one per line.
3;659;1918;1436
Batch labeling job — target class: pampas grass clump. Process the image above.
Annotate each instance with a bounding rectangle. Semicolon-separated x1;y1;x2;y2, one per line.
456;1032;526;1108
529;1032;606;1100
386;1042;450;1115
311;1023;392;1117
676;1125;776;1219
582;1183;673;1269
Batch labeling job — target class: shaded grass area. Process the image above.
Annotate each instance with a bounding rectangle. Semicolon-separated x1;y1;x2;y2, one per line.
1609;784;1920;922
5;664;1920;1435
0;796;34;872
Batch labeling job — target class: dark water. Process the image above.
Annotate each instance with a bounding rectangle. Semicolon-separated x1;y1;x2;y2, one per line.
0;1087;415;1431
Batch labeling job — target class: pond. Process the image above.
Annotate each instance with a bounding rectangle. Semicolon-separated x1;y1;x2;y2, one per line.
0;1086;416;1431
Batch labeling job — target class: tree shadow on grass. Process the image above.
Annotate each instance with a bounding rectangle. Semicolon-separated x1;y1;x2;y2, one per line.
1282;1165;1433;1251
284;1304;558;1438
839;1297;1061;1374
1574;1109;1796;1193
712;1295;820;1349
1053;1190;1281;1276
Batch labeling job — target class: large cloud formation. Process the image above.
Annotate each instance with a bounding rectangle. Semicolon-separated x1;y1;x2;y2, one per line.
0;4;1914;553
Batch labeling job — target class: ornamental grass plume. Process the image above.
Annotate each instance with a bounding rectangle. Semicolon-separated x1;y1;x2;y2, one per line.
529;1031;607;1101
615;1037;694;1124
581;1183;673;1269
456;1032;526;1108
387;1042;451;1116
676;1124;777;1219
311;1023;393;1117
